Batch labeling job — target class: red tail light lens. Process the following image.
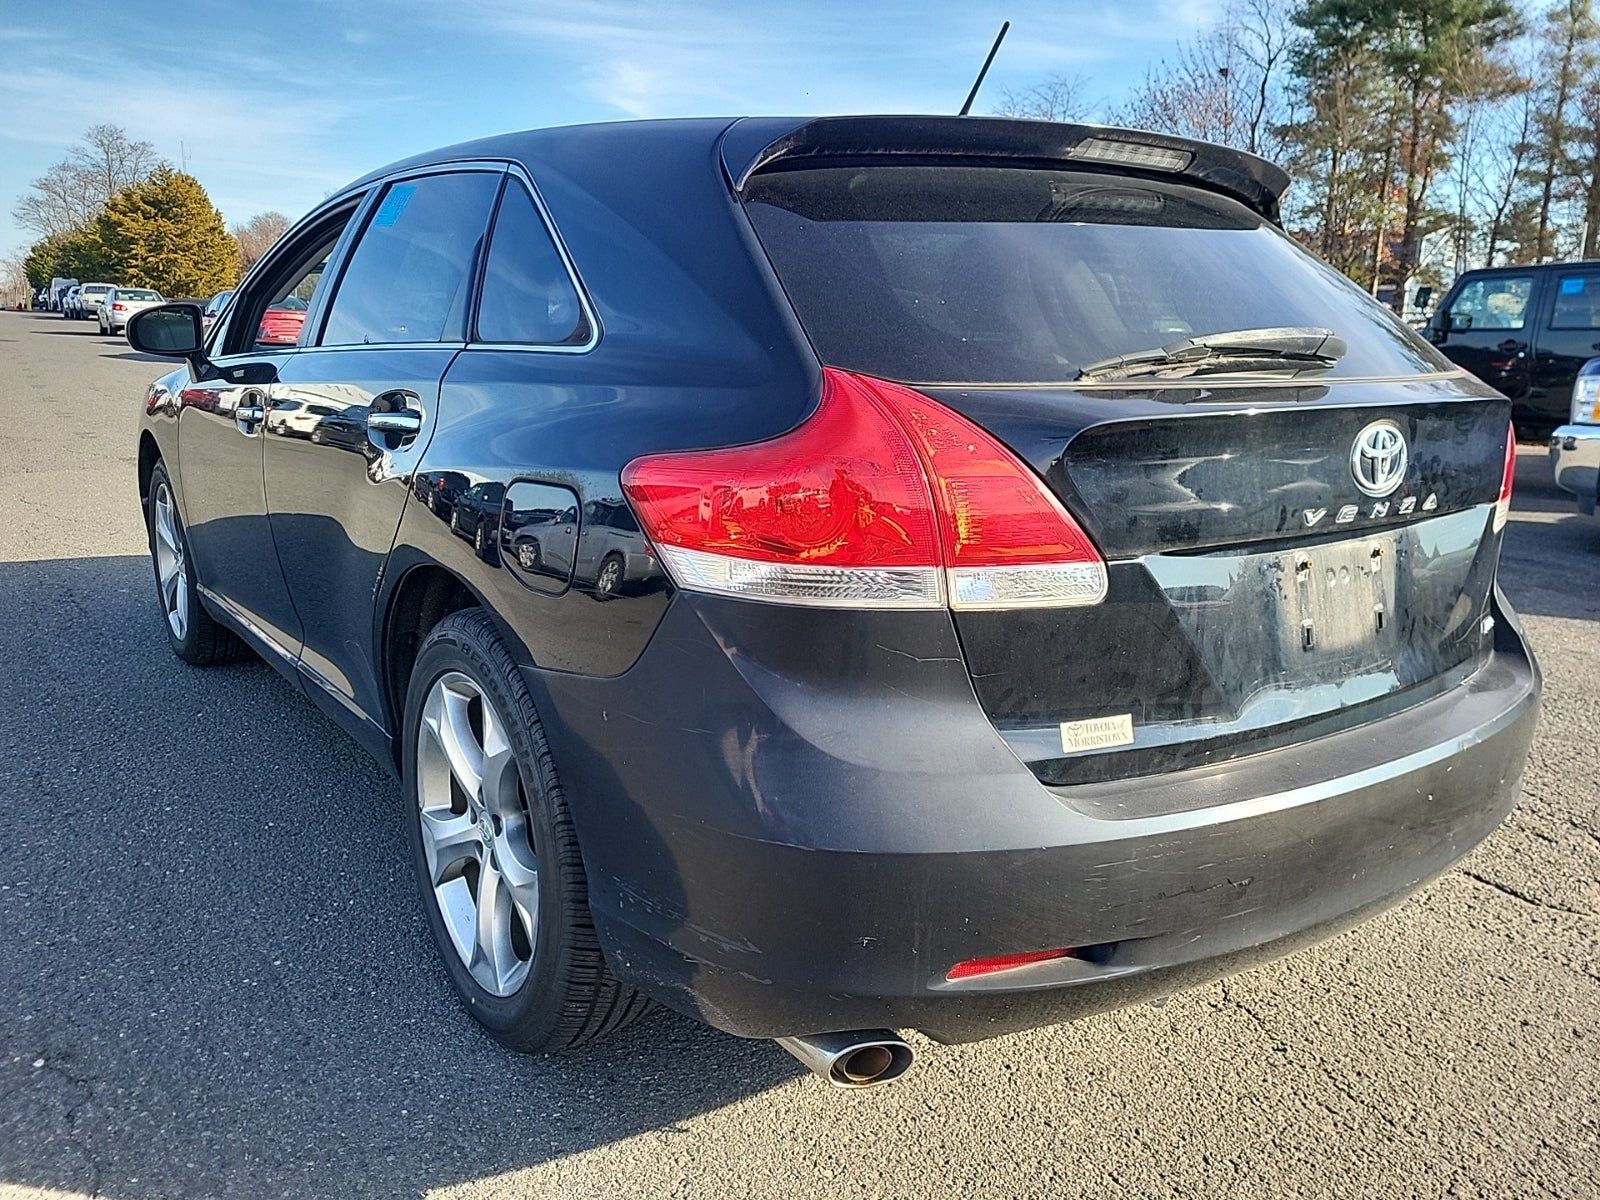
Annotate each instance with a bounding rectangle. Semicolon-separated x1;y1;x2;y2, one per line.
863;376;1107;608
946;947;1078;980
112;303;126;311
620;368;1106;608
1494;422;1515;533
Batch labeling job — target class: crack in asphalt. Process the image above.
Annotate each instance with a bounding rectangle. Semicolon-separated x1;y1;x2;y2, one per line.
1459;869;1595;919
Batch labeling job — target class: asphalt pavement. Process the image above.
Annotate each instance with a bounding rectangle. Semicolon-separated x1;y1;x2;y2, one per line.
0;308;1595;1200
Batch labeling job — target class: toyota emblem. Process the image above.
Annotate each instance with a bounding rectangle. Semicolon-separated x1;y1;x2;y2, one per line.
1350;420;1408;497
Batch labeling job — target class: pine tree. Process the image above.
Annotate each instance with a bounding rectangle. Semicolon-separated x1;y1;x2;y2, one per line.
1294;0;1523;303
95;167;235;297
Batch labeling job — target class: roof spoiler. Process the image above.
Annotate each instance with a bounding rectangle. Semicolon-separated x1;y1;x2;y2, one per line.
720;115;1290;222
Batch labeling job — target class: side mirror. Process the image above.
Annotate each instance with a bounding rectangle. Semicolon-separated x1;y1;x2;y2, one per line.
128;303;207;366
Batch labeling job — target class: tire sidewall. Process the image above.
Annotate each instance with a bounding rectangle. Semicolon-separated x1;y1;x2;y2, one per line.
401;615;576;1042
146;464;199;659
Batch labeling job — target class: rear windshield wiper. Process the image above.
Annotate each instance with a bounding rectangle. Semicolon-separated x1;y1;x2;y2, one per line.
1075;327;1348;382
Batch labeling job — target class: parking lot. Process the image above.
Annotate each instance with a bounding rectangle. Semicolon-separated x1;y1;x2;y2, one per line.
0;306;1595;1199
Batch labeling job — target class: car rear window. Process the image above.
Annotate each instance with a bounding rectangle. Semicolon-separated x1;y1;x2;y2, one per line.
742;165;1452;384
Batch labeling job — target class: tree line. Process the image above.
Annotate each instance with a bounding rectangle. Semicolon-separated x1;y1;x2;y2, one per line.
6;125;290;300
1000;0;1600;306
10;6;1598;310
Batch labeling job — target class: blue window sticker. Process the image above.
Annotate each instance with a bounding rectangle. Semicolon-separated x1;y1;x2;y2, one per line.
373;184;416;229
1561;275;1587;295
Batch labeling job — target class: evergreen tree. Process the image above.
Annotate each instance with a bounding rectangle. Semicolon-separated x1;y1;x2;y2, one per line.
1525;0;1599;260
1293;0;1522;302
94;167;235;297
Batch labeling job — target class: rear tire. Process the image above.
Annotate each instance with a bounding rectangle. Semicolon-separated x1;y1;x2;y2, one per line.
145;463;245;666
403;608;649;1052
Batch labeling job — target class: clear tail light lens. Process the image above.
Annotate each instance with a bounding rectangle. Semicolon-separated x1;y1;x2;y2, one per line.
621;368;1107;609
1572;358;1600;424
1494;421;1516;533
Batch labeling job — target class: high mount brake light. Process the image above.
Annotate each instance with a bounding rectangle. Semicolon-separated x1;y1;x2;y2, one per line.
620;368;1107;609
1494;421;1516;533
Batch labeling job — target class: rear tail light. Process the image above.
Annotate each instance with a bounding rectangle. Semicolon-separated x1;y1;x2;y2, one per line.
1494;421;1516;533
1571;359;1600;425
620;368;1107;609
112;303;126;311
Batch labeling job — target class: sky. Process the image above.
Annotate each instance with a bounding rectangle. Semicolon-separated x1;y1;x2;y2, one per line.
0;0;1217;262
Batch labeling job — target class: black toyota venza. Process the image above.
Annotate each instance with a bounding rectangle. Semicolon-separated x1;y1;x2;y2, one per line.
129;116;1539;1088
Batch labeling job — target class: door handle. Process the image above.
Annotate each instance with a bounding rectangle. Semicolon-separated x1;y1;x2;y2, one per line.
235;388;266;435
367;411;422;435
366;389;424;448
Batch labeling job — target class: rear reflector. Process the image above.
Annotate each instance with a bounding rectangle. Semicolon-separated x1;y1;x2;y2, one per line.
946;947;1078;980
621;368;1107;609
1494;422;1515;533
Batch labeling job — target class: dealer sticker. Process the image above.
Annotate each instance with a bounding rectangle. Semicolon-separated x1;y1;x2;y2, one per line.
1059;713;1135;754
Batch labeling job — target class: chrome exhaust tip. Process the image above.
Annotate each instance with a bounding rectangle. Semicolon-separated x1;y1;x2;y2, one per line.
775;1030;915;1088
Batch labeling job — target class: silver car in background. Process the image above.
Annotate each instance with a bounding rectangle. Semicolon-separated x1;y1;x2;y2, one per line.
100;287;165;335
73;282;115;321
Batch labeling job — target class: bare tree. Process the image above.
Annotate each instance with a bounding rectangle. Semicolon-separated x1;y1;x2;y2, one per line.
1104;0;1295;157
995;72;1092;122
1;254;30;306
1473;68;1539;265
12;125;161;239
72;125;161;210
231;211;291;276
1526;1;1599;260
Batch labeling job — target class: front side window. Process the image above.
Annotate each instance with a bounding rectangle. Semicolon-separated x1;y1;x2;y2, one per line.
474;180;589;345
1449;275;1533;332
221;203;359;356
742;165;1453;384
321;171;500;346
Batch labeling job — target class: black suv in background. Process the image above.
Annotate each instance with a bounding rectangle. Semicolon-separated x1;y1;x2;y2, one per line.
127;116;1538;1089
1429;261;1600;433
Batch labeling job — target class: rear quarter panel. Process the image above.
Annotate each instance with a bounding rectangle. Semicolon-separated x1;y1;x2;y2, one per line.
386;122;822;680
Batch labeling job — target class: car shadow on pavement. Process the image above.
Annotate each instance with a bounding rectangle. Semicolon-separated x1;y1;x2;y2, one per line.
0;554;801;1200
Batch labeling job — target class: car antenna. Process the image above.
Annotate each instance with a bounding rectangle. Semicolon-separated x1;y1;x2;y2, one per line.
959;20;1010;116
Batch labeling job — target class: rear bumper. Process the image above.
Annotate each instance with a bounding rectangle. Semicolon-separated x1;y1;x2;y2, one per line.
531;591;1540;1044
1550;424;1600;512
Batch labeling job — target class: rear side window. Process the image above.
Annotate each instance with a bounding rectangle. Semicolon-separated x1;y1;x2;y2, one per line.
474;181;589;345
1449;275;1533;331
321;171;499;346
742;165;1452;384
1551;273;1600;329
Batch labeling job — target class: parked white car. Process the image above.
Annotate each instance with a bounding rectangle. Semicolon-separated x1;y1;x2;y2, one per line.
100;287;165;335
74;282;115;321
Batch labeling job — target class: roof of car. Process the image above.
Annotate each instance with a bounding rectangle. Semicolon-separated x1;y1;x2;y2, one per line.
338;115;1291;220
1458;261;1589;275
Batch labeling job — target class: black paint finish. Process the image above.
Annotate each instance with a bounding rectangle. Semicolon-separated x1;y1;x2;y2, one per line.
134;116;1541;1046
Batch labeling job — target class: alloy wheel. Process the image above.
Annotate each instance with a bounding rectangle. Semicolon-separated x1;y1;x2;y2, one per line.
151;482;189;639
415;671;540;996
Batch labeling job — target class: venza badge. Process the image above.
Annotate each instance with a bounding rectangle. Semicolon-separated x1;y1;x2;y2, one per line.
1350;419;1408;497
1302;419;1432;528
